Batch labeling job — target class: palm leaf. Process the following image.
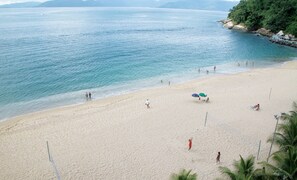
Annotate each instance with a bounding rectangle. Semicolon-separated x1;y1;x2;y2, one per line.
170;169;197;180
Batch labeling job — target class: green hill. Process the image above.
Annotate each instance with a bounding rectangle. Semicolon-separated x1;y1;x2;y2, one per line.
0;2;41;8
228;0;297;36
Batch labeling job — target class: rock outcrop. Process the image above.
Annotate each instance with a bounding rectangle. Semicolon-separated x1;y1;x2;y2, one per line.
255;28;273;37
219;19;234;29
270;31;297;48
233;24;248;32
224;21;234;29
219;19;246;31
219;19;297;48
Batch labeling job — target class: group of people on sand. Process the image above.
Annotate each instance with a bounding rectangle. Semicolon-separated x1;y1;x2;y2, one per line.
147;72;260;165
186;104;260;163
185;102;259;164
85;92;92;100
160;80;171;86
237;61;255;67
198;66;216;75
188;138;221;163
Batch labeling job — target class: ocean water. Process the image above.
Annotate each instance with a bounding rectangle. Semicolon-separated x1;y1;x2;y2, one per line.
0;7;296;120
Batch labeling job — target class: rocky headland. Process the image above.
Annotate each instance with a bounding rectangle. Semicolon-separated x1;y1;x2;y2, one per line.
219;19;297;48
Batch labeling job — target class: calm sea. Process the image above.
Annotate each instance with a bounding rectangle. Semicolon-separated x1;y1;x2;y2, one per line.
0;7;296;120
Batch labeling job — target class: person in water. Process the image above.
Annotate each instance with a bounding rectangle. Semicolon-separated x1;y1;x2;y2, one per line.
88;92;92;99
85;92;88;100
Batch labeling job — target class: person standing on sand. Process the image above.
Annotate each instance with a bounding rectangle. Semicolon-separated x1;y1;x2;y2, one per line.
85;92;88;100
216;152;221;163
188;138;192;150
145;99;150;108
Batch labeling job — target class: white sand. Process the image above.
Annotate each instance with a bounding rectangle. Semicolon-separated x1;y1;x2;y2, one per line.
0;61;297;180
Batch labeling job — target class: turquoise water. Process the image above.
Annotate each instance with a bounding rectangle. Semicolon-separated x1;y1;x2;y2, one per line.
0;8;296;120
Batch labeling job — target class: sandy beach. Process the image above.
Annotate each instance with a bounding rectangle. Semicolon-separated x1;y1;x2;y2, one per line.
0;61;297;180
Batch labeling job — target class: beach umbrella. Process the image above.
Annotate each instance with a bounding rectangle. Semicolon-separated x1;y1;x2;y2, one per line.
199;93;207;97
192;93;200;98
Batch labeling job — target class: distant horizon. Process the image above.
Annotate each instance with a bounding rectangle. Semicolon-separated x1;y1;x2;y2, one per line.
0;0;240;6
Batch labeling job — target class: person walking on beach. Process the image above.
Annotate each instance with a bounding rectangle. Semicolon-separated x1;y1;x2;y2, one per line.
188;138;192;151
214;66;216;72
88;92;92;100
145;99;150;108
216;152;221;163
85;92;89;100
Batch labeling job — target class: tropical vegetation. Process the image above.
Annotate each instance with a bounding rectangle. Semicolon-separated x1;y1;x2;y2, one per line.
219;155;257;180
170;169;197;180
219;102;297;180
228;0;297;36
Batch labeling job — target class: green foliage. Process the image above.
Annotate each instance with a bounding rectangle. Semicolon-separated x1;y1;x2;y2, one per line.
286;21;297;36
261;146;297;180
275;102;297;150
228;0;297;33
266;103;297;153
219;155;256;180
218;102;297;180
263;102;297;179
170;169;197;180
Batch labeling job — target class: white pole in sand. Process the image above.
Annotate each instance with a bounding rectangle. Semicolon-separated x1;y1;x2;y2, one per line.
47;141;51;162
257;140;261;160
47;141;61;180
267;115;279;162
269;88;272;100
204;112;208;127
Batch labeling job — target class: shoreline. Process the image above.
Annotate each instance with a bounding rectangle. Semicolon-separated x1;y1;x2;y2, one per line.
1;60;297;179
0;60;287;122
219;19;297;49
0;60;292;124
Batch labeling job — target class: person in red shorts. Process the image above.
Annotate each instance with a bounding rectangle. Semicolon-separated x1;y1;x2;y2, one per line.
188;138;192;150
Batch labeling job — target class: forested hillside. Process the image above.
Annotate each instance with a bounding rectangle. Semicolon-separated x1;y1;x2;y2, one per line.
228;0;297;36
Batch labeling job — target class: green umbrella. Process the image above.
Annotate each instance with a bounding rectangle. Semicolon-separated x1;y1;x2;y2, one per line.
199;93;207;97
